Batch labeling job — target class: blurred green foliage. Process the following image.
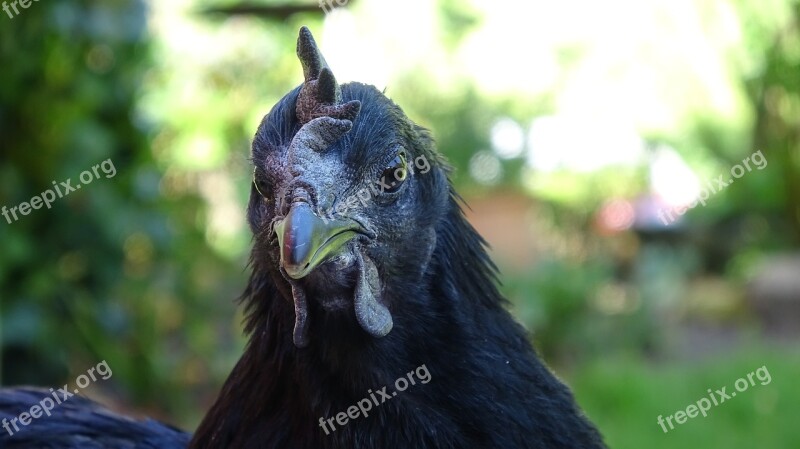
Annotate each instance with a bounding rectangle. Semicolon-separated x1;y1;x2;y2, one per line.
0;0;245;425
570;345;800;448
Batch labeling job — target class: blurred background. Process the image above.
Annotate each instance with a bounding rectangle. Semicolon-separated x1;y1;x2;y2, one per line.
1;0;799;447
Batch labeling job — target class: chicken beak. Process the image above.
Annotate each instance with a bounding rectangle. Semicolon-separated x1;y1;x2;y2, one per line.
274;202;361;279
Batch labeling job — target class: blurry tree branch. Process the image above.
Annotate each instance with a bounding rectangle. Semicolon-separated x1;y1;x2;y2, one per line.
201;1;353;19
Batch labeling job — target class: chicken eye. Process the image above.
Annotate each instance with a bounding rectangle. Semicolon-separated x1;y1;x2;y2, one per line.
380;152;407;193
253;167;271;198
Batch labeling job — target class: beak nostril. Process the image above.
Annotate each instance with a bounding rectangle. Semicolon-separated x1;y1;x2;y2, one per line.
282;184;318;214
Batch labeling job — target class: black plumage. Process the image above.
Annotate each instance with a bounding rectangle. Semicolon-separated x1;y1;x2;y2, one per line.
0;27;606;449
0;388;190;448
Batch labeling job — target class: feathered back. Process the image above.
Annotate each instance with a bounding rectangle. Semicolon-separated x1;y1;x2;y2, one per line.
0;388;190;448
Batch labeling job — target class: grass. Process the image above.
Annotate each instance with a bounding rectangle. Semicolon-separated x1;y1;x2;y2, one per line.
566;344;800;448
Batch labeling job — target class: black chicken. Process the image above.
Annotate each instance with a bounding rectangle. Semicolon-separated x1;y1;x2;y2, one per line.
0;27;606;449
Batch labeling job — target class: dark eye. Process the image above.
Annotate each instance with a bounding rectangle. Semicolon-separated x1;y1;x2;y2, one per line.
380;152;408;193
253;167;271;198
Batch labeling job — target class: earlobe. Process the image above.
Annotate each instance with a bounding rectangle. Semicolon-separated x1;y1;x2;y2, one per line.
415;229;437;280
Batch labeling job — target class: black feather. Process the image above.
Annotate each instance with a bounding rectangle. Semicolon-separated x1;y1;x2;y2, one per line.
0;388;190;448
